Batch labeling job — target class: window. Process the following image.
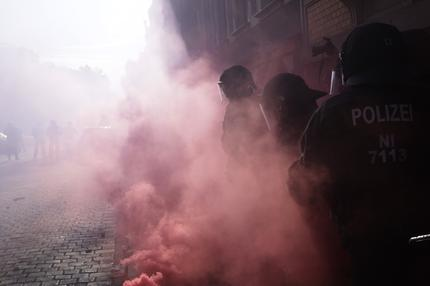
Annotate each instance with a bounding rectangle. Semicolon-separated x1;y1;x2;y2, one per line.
248;0;277;16
213;0;228;46
260;0;275;10
225;0;279;36
226;0;248;33
249;0;259;15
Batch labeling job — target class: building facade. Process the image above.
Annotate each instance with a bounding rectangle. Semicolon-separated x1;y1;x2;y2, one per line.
169;0;430;90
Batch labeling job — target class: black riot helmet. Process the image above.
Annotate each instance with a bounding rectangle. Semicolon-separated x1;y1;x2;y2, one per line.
262;73;325;145
340;23;407;86
218;65;257;100
262;73;324;120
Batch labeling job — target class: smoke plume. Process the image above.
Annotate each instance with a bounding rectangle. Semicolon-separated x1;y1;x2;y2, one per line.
88;1;343;285
0;45;114;132
123;272;163;286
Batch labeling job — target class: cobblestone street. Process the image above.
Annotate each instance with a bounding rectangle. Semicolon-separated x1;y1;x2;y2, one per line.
0;158;116;286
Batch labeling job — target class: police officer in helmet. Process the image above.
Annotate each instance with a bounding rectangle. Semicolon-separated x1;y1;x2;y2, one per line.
289;23;429;285
219;65;267;164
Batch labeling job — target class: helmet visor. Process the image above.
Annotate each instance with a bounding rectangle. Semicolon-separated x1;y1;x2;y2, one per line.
217;81;226;103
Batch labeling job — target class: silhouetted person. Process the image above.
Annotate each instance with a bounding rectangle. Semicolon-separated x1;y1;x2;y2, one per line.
289;23;430;285
218;65;267;165
4;123;20;160
262;73;346;283
47;120;60;159
262;73;325;151
63;122;77;156
32;125;46;159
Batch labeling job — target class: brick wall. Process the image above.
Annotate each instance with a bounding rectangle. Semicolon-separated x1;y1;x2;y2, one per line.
306;0;353;44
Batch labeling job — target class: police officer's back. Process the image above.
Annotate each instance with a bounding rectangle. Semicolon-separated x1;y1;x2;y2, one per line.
289;23;429;285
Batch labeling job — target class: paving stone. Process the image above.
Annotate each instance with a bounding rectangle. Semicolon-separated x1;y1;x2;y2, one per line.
57;278;78;285
72;273;90;280
41;282;59;286
54;274;72;280
46;271;64;276
36;276;56;282
0;280;17;286
78;277;92;283
28;272;48;278
63;269;80;275
81;267;99;273
88;282;111;286
90;272;112;281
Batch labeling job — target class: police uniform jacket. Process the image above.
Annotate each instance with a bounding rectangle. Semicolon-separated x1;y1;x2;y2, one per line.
289;83;429;245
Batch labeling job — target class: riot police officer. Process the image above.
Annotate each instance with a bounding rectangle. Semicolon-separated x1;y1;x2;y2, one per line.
288;23;429;285
219;65;267;164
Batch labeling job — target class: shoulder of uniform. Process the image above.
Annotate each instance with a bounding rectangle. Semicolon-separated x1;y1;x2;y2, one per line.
326;87;357;104
308;91;353;127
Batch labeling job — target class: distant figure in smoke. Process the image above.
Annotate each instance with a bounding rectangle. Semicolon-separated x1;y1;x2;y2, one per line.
47;120;60;159
63;122;77;156
32;124;46;159
218;65;268;164
4;123;21;160
262;73;325;151
289;23;430;285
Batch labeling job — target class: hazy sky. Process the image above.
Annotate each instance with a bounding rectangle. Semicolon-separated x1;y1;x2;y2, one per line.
0;0;153;83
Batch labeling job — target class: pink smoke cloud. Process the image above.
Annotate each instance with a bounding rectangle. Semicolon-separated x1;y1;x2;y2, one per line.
82;1;348;286
123;272;163;286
